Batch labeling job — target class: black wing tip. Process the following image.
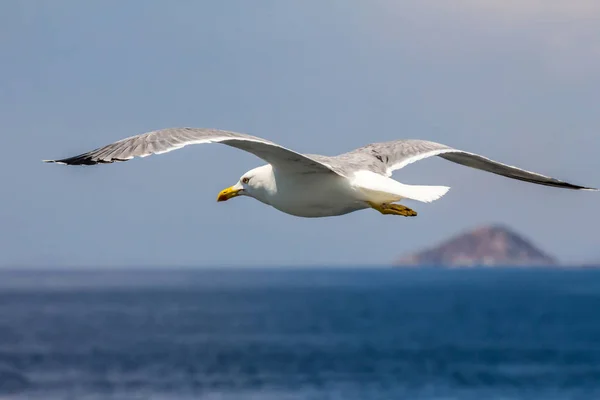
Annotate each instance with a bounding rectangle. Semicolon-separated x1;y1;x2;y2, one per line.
42;154;129;165
43;159;75;165
554;181;598;191
505;174;597;191
555;183;598;191
42;157;98;166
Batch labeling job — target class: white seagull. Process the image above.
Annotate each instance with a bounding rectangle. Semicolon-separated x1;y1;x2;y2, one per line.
45;128;597;218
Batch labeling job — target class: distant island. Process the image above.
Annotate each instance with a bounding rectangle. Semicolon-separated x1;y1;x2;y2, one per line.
395;224;559;267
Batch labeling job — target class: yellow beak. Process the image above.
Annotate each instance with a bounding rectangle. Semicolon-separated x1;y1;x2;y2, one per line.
217;186;242;202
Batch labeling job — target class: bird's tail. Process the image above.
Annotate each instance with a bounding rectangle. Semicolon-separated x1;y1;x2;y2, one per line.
399;184;450;203
352;171;450;204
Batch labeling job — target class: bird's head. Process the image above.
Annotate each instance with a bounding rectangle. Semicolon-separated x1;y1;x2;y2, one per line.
217;165;275;204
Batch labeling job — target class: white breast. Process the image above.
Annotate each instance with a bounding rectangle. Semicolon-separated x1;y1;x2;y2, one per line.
260;170;368;218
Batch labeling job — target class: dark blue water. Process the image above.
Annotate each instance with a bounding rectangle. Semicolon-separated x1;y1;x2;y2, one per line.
1;268;600;400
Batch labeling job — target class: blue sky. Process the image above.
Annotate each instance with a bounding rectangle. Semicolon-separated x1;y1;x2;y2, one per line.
1;1;599;267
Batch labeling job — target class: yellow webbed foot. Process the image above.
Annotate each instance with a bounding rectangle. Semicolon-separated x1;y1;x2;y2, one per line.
367;201;417;217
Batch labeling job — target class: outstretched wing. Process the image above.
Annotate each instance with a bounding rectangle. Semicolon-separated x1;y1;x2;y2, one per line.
350;139;597;191
44;127;339;175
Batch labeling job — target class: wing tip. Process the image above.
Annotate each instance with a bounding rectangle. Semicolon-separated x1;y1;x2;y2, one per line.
553;183;597;191
560;181;598;191
42;159;66;165
42;156;96;165
43;158;81;165
42;155;136;165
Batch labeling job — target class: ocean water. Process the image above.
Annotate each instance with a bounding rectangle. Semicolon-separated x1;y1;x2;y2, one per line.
1;268;600;400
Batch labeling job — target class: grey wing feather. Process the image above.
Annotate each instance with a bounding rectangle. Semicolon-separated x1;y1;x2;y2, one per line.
347;139;597;191
44;127;339;175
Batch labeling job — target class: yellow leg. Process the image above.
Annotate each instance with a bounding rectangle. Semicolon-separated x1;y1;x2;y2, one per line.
367;201;417;217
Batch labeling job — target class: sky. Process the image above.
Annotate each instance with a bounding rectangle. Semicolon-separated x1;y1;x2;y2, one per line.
1;0;599;268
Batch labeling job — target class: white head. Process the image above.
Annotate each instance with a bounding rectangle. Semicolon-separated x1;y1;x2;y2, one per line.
216;164;275;205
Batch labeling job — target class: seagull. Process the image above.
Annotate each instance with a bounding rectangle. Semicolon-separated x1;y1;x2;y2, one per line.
44;128;597;218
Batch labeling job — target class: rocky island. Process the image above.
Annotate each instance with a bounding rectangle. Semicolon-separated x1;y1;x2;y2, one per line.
396;225;557;267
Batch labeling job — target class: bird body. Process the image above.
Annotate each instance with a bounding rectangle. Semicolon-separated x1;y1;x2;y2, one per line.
45;127;596;218
268;166;365;217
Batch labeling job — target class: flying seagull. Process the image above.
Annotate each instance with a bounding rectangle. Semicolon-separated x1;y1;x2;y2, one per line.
44;128;596;218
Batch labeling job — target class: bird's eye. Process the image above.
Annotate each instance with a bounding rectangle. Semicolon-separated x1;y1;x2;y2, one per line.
242;177;250;184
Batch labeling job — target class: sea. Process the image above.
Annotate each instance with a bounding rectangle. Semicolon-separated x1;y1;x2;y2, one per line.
1;267;600;400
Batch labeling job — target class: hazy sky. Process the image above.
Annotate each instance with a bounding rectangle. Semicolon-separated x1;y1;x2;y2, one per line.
2;1;599;267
